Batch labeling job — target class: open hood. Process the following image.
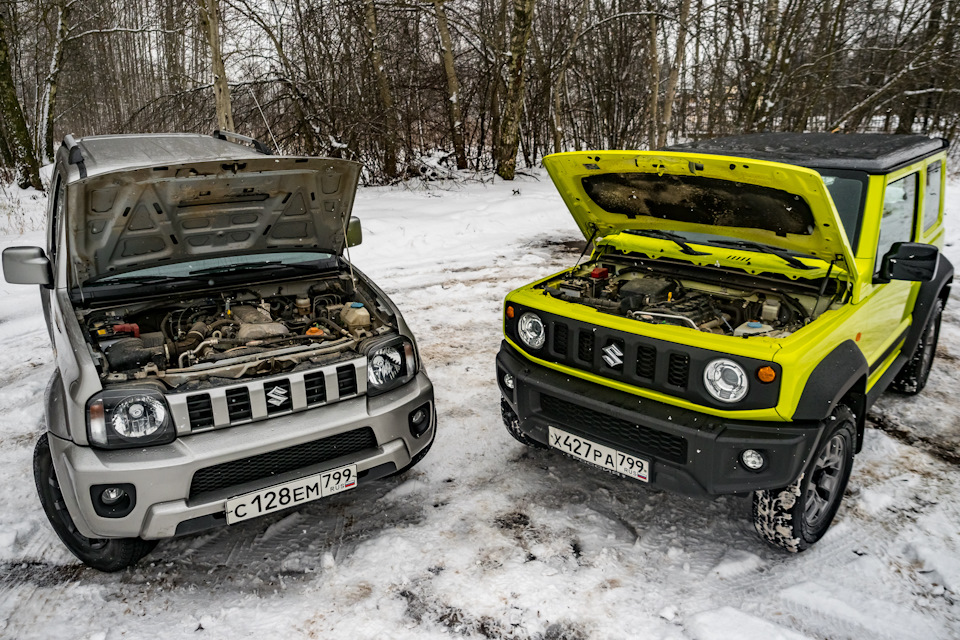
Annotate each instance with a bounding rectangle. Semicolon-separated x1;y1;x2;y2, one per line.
542;151;858;278
67;156;361;285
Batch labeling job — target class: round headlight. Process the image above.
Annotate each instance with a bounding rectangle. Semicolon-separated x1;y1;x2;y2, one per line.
703;358;749;403
517;312;546;350
368;345;403;387
111;396;168;438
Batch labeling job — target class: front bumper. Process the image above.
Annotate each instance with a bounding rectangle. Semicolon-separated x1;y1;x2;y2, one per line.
49;372;434;539
497;342;822;497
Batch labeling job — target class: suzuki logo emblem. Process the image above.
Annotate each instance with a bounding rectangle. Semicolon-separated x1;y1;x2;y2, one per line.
601;343;624;367
266;385;289;407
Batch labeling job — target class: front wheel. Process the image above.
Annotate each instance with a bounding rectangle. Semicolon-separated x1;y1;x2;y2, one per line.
501;399;545;448
752;405;856;552
34;433;156;572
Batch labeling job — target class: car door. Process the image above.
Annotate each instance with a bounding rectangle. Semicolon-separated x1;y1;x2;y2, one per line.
857;170;921;383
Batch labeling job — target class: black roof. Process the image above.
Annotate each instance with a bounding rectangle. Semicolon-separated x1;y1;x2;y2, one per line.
665;133;948;173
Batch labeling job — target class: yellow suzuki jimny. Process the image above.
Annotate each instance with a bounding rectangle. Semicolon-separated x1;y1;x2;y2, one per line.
497;133;950;552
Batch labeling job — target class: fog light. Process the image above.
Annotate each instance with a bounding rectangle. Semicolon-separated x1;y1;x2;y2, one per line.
409;403;431;438
740;449;765;471
503;373;515;389
101;487;127;505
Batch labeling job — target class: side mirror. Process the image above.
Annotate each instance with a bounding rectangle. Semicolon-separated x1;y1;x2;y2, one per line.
878;242;938;283
2;246;52;286
346;217;363;248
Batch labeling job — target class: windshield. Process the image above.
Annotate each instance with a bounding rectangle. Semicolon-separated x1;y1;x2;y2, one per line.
92;251;335;283
818;169;868;252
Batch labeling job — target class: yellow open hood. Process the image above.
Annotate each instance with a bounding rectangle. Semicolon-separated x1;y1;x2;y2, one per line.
542;150;858;280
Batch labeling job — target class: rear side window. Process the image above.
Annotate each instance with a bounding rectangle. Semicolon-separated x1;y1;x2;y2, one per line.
875;173;917;274
923;160;942;231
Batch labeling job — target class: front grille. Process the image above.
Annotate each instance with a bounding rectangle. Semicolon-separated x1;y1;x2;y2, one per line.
553;323;569;355
304;371;326;405
540;394;687;464
187;394;214;429
516;310;780;410
636;345;656;380
265;378;292;415
577;331;594;361
667;353;690;388
226;388;252;422
189;427;377;501
337;365;357;396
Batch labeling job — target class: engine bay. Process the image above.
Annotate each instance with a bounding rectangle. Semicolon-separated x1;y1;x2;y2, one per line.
81;273;394;388
538;258;842;337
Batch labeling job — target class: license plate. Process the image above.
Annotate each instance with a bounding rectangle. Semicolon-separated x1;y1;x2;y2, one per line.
548;426;649;482
225;464;358;524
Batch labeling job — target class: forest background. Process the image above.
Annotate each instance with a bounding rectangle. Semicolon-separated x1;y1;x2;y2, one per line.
1;0;957;190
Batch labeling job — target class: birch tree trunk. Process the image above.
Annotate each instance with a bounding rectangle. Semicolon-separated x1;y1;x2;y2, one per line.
38;0;71;163
0;14;41;190
433;0;467;169
657;0;691;148
198;0;234;132
496;0;536;180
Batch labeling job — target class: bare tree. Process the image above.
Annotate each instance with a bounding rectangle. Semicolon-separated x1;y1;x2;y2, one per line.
198;0;234;132
0;9;42;189
497;0;536;180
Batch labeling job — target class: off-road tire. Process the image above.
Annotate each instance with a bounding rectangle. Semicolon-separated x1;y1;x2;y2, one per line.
34;433;156;572
752;405;856;552
501;398;545;448
891;298;943;395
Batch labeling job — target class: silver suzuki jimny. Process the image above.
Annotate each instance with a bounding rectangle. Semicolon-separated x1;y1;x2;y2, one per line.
3;132;435;571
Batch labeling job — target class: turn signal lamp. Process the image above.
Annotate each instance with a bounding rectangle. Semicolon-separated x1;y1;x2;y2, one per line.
757;366;777;383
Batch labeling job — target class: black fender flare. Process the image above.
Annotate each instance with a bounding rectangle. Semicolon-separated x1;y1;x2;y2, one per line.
44;370;71;441
901;253;953;360
793;340;869;423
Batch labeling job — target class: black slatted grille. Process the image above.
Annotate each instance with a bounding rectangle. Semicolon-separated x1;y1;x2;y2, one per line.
577;331;594;361
304;371;326;405
667;353;690;388
187;394;214;429
540;394;687;464
337;365;357;396
636;345;657;380
225;387;252;422
189;427;377;501
553;323;569;355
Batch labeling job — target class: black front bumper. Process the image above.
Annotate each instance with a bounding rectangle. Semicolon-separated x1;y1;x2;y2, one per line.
497;341;823;497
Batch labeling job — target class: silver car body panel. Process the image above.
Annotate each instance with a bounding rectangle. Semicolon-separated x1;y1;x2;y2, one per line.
49;372;433;539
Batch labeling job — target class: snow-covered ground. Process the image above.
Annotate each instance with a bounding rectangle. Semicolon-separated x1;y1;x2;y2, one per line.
0;173;957;640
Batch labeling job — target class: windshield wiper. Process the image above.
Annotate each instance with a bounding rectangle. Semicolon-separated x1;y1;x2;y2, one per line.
85;275;203;287
188;260;325;276
708;240;815;270
625;230;710;256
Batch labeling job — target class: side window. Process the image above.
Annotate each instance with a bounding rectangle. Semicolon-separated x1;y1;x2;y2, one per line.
923;160;942;231
875;172;917;274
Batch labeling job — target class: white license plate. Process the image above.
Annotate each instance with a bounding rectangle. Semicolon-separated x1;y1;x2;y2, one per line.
225;464;358;524
548;426;649;482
